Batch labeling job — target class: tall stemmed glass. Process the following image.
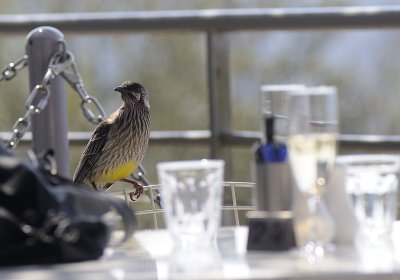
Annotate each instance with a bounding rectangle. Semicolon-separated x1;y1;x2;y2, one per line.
287;86;338;262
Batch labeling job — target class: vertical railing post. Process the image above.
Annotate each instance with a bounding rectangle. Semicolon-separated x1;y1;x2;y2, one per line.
26;26;70;177
207;30;232;179
207;31;235;226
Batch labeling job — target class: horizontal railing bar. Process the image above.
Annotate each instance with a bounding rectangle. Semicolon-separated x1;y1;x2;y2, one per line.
221;131;400;149
2;131;400;151
221;206;256;211
1;6;400;34
0;131;212;147
150;130;210;144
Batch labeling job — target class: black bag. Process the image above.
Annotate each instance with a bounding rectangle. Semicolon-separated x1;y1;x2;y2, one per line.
0;144;137;266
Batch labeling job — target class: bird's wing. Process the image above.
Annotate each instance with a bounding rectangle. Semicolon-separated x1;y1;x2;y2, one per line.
73;121;112;183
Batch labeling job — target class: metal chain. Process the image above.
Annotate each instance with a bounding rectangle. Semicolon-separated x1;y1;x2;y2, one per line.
4;48;106;149
61;53;106;124
0;55;28;83
6;53;69;149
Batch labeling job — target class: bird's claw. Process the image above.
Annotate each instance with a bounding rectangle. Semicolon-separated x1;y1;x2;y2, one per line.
120;178;144;201
128;183;144;201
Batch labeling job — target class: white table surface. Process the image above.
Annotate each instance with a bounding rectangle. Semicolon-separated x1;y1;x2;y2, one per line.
1;225;400;280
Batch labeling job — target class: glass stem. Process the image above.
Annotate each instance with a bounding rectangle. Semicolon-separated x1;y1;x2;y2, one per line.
307;195;321;246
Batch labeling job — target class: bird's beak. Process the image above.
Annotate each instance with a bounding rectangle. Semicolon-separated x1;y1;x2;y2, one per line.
114;86;126;94
114;86;141;101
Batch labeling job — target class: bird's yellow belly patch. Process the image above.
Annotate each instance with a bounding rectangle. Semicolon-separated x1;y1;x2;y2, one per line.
97;161;138;182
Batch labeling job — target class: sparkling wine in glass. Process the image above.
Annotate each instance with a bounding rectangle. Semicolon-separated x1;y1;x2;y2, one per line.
287;86;338;262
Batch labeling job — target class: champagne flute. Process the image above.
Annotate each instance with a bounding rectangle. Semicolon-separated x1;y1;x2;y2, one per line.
287;86;338;262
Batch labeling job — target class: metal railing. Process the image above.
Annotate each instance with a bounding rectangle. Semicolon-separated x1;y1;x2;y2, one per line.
2;6;400;33
107;181;256;229
1;6;400;177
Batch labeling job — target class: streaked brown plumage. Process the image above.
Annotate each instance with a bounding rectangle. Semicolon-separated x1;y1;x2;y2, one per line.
73;81;150;199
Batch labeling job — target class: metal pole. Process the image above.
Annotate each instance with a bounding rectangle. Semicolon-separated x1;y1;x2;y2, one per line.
207;30;236;226
26;26;70;177
207;30;232;175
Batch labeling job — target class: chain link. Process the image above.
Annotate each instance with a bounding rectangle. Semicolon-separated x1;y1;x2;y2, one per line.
7;106;34;149
61;55;105;124
3;45;106;149
0;55;28;83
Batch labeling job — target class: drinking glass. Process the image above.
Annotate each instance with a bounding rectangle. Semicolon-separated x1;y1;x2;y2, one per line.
260;84;304;143
157;159;224;251
339;154;400;249
287;86;339;261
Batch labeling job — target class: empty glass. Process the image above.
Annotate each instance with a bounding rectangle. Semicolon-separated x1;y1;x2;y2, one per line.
260;84;304;143
339;154;400;248
157;159;225;250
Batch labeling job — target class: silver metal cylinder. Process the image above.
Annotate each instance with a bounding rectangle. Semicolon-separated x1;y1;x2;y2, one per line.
26;26;70;177
254;162;292;211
